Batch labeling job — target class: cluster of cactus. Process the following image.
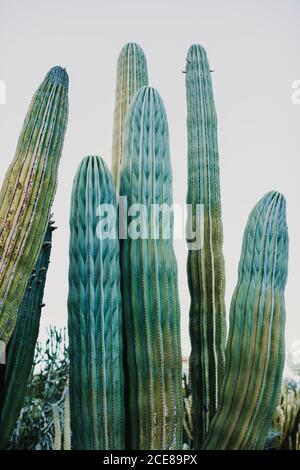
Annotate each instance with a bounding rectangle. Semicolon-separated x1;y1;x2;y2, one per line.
0;40;292;451
185;45;289;450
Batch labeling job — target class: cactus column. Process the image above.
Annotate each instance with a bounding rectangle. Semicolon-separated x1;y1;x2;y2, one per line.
0;222;53;449
111;42;148;195
185;44;226;447
120;87;183;450
203;191;289;450
68;156;124;450
0;66;68;344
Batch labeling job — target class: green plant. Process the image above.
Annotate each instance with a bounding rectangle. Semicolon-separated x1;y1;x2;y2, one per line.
0;222;53;449
111;42;148;195
0;66;69;344
120;86;183;450
185;44;226;447
273;380;300;450
9;327;69;450
68;155;124;450
202;191;288;450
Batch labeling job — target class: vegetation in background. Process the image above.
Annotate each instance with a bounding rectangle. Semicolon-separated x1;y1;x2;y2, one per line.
9;327;68;450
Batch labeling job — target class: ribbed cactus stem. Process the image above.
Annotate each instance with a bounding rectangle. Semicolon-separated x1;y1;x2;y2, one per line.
68;156;124;450
203;191;289;450
185;44;226;447
0;223;52;449
120;87;183;450
112;42;148;195
0;67;68;343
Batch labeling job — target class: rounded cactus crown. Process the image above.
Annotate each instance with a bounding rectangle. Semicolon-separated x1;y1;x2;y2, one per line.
239;190;288;290
45;66;69;88
121;86;173;206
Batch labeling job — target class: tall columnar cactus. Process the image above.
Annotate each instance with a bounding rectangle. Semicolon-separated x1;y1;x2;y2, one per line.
0;222;53;449
203;191;289;450
111;42;148;195
68;155;124;450
120;86;183;450
185;44;226;447
0;66;68;344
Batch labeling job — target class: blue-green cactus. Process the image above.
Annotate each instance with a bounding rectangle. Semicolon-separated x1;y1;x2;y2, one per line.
68;155;124;450
120;86;183;450
112;42;148;195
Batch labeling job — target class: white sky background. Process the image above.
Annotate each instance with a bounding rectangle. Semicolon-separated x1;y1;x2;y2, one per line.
0;0;299;357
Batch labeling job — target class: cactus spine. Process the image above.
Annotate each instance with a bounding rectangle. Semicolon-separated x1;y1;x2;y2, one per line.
120;87;183;450
0;222;53;449
203;191;288;450
68;156;124;450
112;42;148;195
185;44;226;447
0;67;68;344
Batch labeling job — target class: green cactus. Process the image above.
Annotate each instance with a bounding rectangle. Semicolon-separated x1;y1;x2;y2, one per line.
203;191;288;450
120;86;183;450
0;66;68;344
185;44;226;447
68;155;124;450
0;222;53;449
111;42;148;195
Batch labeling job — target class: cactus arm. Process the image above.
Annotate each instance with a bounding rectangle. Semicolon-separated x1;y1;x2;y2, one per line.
0;67;68;343
68;156;124;450
120;87;183;450
185;44;226;447
0;222;53;449
203;191;288;450
111;42;148;195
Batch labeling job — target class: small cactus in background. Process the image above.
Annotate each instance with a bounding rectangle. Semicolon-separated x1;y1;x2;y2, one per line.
0;222;53;449
203;191;289;450
68;156;124;450
120;86;183;450
111;42;148;195
0;67;68;344
185;44;226;447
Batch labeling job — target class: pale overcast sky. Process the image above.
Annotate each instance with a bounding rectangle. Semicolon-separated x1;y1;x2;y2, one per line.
0;0;299;357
